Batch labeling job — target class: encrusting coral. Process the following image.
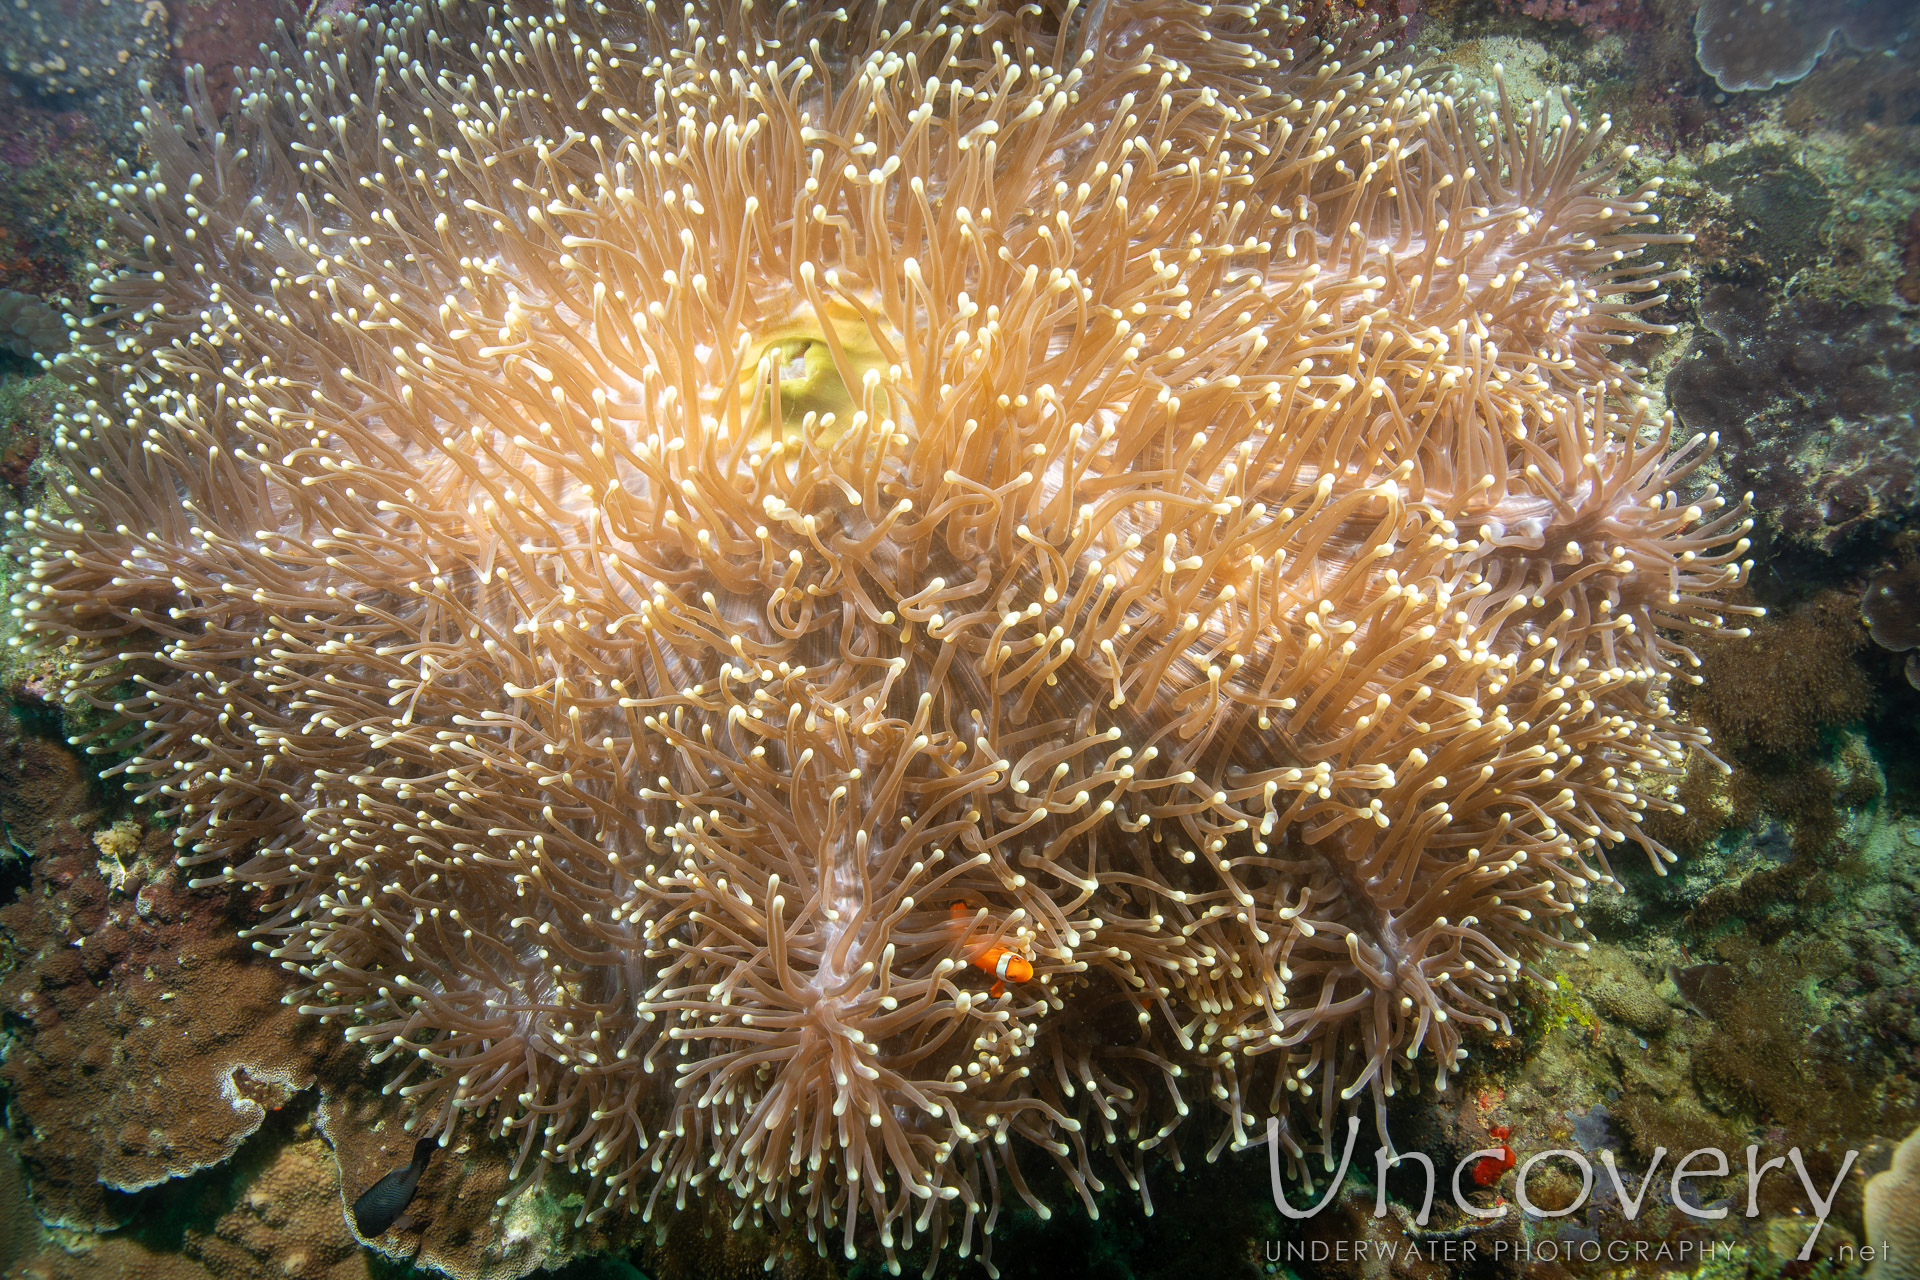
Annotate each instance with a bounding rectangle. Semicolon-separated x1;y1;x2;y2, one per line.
0;289;67;362
10;0;1755;1269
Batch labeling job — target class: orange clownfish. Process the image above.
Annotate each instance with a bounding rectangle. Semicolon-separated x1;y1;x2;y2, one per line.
948;902;1034;996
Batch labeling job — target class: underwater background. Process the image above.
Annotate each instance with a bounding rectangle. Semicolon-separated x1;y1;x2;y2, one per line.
0;0;1911;1278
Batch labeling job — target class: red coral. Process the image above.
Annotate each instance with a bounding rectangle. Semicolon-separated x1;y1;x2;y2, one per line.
1472;1126;1517;1186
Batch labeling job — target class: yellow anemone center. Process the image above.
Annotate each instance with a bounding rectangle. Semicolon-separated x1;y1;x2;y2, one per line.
743;309;888;446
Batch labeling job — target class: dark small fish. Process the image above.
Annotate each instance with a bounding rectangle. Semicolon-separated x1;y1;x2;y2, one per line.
1668;962;1740;1022
352;1134;437;1237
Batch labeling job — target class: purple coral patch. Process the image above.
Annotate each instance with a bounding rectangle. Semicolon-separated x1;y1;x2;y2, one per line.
1864;562;1920;651
1505;0;1646;34
1694;0;1913;93
1565;1102;1622;1154
1863;561;1920;689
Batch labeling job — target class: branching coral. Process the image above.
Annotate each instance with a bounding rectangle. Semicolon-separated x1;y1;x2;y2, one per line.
11;0;1752;1269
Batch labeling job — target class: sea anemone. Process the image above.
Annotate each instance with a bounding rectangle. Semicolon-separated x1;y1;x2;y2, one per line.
12;0;1753;1268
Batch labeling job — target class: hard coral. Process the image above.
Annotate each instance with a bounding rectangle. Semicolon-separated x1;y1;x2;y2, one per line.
1693;0;1913;93
1668;286;1920;554
315;1082;589;1280
181;1126;370;1280
0;724;321;1225
7;1118;369;1280
1691;146;1832;290
11;1237;216;1280
13;0;1754;1266
0;289;64;362
1864;562;1920;691
1582;945;1670;1036
1866;1122;1920;1280
0;1132;38;1274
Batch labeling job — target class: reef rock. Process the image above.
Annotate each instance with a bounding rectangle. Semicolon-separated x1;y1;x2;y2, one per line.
1668;286;1918;553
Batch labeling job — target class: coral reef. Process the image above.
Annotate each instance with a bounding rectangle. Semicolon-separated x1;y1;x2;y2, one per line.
9;1116;452;1280
1689;146;1833;291
0;0;1911;1274
1500;0;1645;36
1647;681;1885;945
1470;615;1915;1269
315;1081;595;1279
1667;286;1919;554
1679;759;1879;936
0;1130;40;1274
0;90;124;309
1683;29;1920;307
1582;945;1670;1036
9;0;1759;1266
174;1124;372;1280
1492;884;1920;1270
0;703;604;1273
